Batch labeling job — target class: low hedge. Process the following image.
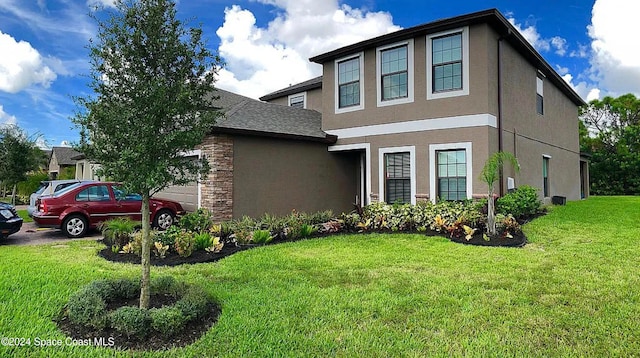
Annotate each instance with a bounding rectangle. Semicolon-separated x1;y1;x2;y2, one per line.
65;276;212;338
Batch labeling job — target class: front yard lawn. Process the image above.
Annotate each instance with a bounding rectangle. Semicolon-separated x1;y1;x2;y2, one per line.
1;196;639;356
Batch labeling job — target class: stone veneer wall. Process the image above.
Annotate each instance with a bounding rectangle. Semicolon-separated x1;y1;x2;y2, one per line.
199;134;234;221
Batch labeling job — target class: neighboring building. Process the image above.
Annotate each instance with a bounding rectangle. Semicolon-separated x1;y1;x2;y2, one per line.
263;8;586;206
48;147;82;179
259;76;324;112
72;154;103;181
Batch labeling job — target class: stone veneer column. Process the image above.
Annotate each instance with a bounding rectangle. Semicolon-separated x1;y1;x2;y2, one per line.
199;134;233;221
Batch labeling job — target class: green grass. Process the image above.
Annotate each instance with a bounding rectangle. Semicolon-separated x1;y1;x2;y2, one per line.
17;210;33;223
1;196;639;356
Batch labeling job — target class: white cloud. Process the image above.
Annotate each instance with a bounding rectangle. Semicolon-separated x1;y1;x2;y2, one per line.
59;140;71;147
0;31;56;93
86;0;116;9
550;36;567;56
507;17;550;52
215;1;400;98
587;0;640;97
0;104;18;126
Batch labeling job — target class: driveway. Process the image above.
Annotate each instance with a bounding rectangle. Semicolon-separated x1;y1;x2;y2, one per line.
1;218;102;246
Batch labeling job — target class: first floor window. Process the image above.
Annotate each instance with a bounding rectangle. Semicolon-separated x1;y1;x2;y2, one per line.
385;152;411;204
543;157;550;197
437;149;467;200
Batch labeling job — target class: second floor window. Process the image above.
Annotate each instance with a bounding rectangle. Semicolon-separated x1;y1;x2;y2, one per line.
432;33;463;92
536;74;544;115
381;45;408;101
289;94;304;108
338;57;360;108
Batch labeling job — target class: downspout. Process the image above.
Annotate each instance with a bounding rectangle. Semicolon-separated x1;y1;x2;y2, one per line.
497;29;510;197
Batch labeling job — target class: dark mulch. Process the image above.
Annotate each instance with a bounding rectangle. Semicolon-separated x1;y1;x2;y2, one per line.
449;230;527;247
98;243;251;266
55;293;221;351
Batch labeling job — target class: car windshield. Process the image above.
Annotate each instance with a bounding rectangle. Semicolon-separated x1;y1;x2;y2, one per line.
52;182;84;197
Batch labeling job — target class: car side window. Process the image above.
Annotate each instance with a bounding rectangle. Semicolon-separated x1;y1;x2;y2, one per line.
75;185;111;202
112;185;142;201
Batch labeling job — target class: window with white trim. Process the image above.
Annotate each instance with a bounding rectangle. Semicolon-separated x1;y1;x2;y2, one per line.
385;152;411;204
426;27;469;100
337;57;361;108
289;94;305;108
437;149;467;200
376;40;414;107
543;156;550;197
381;45;408;100
536;74;544;115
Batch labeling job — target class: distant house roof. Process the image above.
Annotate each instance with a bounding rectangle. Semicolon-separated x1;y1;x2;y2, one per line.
259;76;323;102
309;8;585;107
51;146;82;166
210;89;336;143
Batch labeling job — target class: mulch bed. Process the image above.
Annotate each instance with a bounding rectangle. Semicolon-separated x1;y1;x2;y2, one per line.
98;243;251;266
55;293;221;351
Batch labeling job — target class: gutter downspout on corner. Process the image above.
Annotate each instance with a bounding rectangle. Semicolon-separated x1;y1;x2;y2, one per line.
497;29;510;197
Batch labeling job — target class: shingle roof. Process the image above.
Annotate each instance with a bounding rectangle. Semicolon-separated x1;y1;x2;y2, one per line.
210;89;335;143
259;76;323;101
51;146;82;165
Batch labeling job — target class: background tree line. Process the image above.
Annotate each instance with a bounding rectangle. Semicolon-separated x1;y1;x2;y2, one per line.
580;93;640;195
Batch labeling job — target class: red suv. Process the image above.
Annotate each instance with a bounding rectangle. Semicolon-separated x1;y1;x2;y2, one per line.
33;182;185;238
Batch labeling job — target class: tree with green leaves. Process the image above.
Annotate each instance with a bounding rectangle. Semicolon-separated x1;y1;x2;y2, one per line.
0;125;43;205
72;0;222;309
479;151;520;236
580;93;640;195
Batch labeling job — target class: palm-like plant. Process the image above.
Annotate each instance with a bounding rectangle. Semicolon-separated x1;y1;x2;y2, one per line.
99;217;140;249
480;152;520;236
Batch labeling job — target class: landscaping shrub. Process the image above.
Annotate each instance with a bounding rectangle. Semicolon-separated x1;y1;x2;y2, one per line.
156;225;181;248
308;210;334;225
150;307;187;337
497;185;542;218
100;217;139;249
109;306;152;338
259;213;287;239
150;276;185;297
252;229;272;244
230;216;257;244
66;286;108;329
175;287;211;321
174;231;196;257
179;208;213;233
108;277;141;299
193;232;213;251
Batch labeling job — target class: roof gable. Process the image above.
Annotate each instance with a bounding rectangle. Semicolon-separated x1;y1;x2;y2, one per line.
50;146;82;166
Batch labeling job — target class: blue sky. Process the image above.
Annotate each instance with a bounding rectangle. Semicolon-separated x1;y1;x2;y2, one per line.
0;0;637;148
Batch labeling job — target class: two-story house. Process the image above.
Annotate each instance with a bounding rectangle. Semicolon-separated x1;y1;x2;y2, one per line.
163;8;588;221
262;8;588;206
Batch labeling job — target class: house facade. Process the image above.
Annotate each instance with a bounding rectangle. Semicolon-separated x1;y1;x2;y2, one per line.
262;8;587;206
48;147;82;179
159;8;587;221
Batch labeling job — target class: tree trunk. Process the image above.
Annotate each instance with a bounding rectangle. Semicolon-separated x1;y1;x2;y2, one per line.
487;188;496;236
139;194;151;309
11;184;17;206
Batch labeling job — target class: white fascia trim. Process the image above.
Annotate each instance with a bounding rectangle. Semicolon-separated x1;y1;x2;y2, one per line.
325;113;496;139
335;52;365;114
376;39;415;107
178;149;202;209
328;143;371;206
379;146;416;205
288;92;307;108
426;27;470;100
429;142;473;203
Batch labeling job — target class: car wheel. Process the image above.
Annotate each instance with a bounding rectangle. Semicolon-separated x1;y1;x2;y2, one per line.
63;214;88;238
153;209;174;230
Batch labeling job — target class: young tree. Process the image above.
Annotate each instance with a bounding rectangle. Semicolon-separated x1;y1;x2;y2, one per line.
0;125;43;205
479;151;519;236
73;0;221;309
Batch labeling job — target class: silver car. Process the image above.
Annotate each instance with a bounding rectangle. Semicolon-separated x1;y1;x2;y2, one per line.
27;180;86;216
